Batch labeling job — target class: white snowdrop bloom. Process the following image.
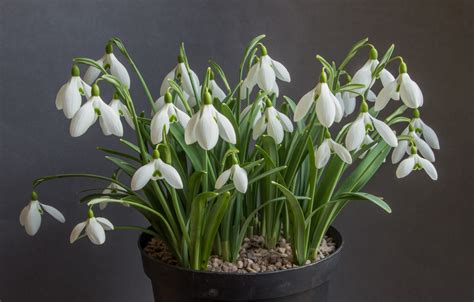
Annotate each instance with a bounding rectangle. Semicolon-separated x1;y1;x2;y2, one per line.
391;124;435;164
150;92;190;144
70;85;123;137
84;43;131;88
345;102;398;151
160;55;200;98
252;99;293;144
55;65;92;119
411;109;440;150
208;72;227;101
314;131;352;169
131;150;183;191
153;90;192;113
375;62;423;111
70;210;114;245
215;163;248;193
241;99;265;126
99;182;129;210
19;192;65;236
396;146;438;180
109;93;134;130
241;45;290;96
185;91;236;150
294;71;343;127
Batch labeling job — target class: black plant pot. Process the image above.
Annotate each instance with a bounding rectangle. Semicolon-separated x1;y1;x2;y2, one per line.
138;226;343;302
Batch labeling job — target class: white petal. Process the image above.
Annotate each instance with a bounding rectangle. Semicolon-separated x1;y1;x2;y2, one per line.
70;221;87;243
418;156;438;180
391;140;408;164
331;141;352;164
108;53;130;88
367;90;376;102
396;157;415;178
246;63;259;88
315;84;336;127
332;93;344;122
99;100;123;137
155;159;183;189
160;69;175;96
215;111;236;144
266;108;284;144
315;140;331;169
41;203;65;223
96;217;114;231
131;162;155;191
278;112;293;132
399;74;423;108
379;69;395;87
86;218;106;245
177;63;196;96
232;165;248;193
345;116;366;151
374;80;397;111
19;205;29;226
83;56;105;85
150;109;170;144
257;59;276;92
270;57;291;82
62;77;83;119
371;117;398;147
24;201;41;236
55;83;67;110
342;92;356;116
215;169;231;189
196;106;219;150
419;119;440;149
350;61;373;96
414;135;435;162
174;107;190;128
185;113;199;144
252;115;267;140
294;89;314;122
70;100;97;137
210;80;226;101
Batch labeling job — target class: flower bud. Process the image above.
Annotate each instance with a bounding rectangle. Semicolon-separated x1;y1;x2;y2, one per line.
410;145;417;155
87;208;95;218
413;108;420;118
399;61;407;74
319;70;327;83
152;149;160;159
105;42;113;54
164;92;173;103
260;44;268;56
91;84;100;96
31;191;38;201
203;90;213;105
369;47;378;60
360;101;369;113
71;65;80;77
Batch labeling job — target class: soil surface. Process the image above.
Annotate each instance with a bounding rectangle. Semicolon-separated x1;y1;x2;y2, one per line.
144;235;336;273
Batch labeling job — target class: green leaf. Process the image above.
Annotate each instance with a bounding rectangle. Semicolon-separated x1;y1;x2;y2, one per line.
209;60;231;92
333;192;392;213
338;37;369;70
239;34;266;80
105;156;137;177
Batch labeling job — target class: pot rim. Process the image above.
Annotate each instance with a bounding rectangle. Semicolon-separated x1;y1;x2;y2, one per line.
138;225;343;276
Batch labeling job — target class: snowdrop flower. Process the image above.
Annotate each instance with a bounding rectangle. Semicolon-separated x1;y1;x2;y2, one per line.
375;61;423;111
19;192;65;236
99;182;129;210
55;65;91;119
208;72;227;102
391;124;435;164
84;43;130;88
109;93;134;130
314;129;352;169
345;101;398;151
70;84;123;137
241;98;265;126
294;70;343;127
396;146;438;180
185;91;236;150
215;161;248;193
411;109;440;150
252;98;293;144
151;92;190;144
241;45;290;96
70;209;114;245
160;55;199;99
131;150;183;191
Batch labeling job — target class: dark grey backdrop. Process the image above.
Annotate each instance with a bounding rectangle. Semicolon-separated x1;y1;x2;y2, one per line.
0;0;472;301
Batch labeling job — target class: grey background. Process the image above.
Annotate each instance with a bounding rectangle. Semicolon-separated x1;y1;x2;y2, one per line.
0;0;472;301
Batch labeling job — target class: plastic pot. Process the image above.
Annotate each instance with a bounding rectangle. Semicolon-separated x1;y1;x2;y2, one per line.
138;226;343;301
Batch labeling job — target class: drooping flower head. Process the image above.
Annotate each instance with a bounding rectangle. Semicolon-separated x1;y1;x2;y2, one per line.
55;65;91;119
396;146;438;180
70;84;123;137
109;92;134;130
391;123;435;164
131;150;183;191
411;108;439;150
84;42;131;88
314;128;352;169
215;155;248;193
151;92;190;144
185;90;236;150
294;70;343;127
70;209;114;245
252;97;293;144
19;191;65;236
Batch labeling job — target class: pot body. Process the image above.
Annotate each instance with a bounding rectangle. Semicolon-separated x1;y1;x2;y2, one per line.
138;226;343;302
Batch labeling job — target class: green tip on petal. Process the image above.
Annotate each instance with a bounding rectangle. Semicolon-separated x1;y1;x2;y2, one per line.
260;44;268;56
177;55;184;63
319;70;327;83
105;42;113;54
413;108;420;118
164;92;173;103
361;101;369;113
369;47;378;60
91;84;100;96
399;61;407;74
31;191;38;201
410;145;417;155
203;91;213;105
87;209;95;218
152;149;160;159
71;65;80;77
